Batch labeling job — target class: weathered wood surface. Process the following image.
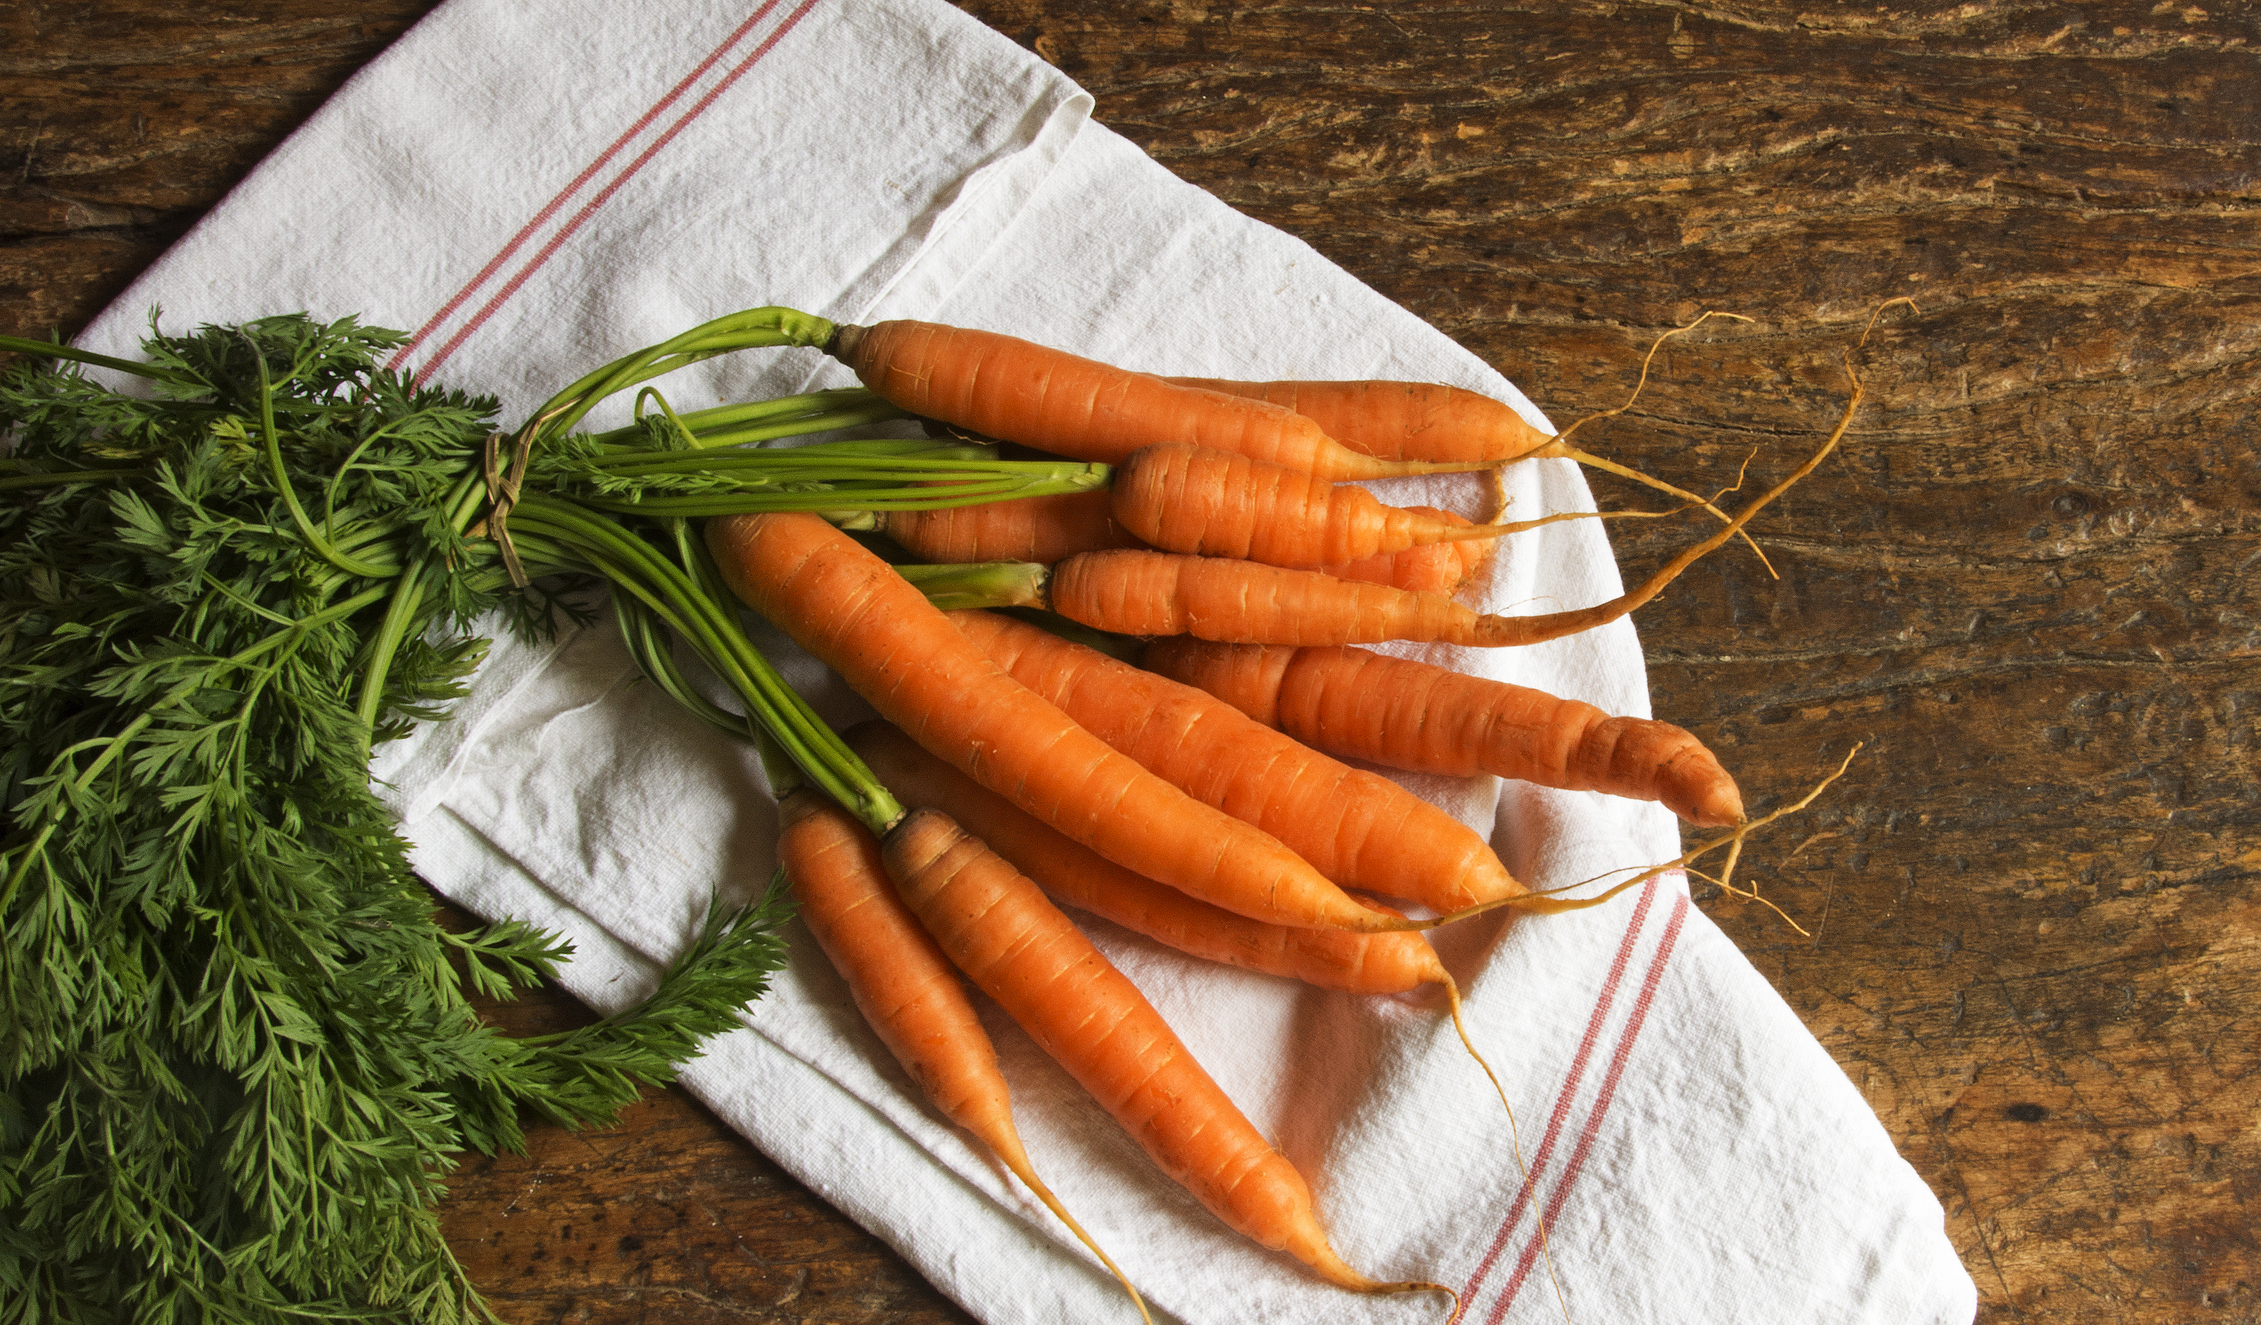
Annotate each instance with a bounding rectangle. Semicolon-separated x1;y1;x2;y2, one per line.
5;1;2256;1321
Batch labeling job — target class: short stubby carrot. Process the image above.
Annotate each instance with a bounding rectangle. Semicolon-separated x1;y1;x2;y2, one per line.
882;807;1448;1299
846;720;1449;993
1167;375;1554;466
776;790;1155;1322
951;610;1523;915
827;320;1478;482
1142;639;1746;827
880;488;1146;564
705;512;1405;934
1111;443;1513;569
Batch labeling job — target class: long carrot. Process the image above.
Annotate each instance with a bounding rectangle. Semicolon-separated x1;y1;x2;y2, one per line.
1168;318;1778;573
884;485;1490;596
845;720;1448;994
1141;640;1745;827
882;806;1451;1300
776;789;1153;1322
1166;375;1552;465
1043;408;1846;647
828;320;1481;482
1110;443;1623;569
879;488;1144;564
950;609;1524;915
703;510;1410;934
1042;548;1583;648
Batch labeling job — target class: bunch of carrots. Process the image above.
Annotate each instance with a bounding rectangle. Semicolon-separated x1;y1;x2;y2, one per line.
0;301;1868;1321
616;310;1854;1318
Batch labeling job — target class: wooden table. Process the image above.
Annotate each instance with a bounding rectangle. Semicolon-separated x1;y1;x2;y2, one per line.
7;2;2255;1320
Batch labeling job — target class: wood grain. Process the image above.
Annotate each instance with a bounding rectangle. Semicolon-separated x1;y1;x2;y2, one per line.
5;1;2255;1321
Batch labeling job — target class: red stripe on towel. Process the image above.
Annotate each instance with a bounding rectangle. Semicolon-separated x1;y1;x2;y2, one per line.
398;0;821;381
1450;878;1661;1322
384;1;785;373
1485;889;1692;1321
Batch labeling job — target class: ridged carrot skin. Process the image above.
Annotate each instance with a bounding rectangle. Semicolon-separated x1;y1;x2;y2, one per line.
777;789;1029;1158
846;721;1448;993
881;488;1145;564
782;789;1155;1322
1061;405;1843;648
951;611;1522;915
1111;443;1498;569
882;808;1435;1295
1141;639;1746;827
1320;506;1490;594
1046;548;1568;648
1046;505;1774;648
886;483;1486;595
1167;376;1553;465
829;321;1469;482
705;512;1403;933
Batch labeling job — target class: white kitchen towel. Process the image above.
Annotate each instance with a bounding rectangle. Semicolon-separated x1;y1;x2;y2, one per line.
74;1;1977;1322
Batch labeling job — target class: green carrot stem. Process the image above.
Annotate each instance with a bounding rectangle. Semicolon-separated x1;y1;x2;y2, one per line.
674;400;908;449
584;450;1099;480
589;388;882;445
559;487;1065;519
523;308;836;445
353;559;434;749
0;332;201;385
444;464;497;540
0;469;140;491
610;543;810;800
503;494;900;831
598;387;895;446
566;438;1000;473
611;591;752;742
253;350;398;580
892;562;1049;612
557;460;1106;518
677;531;826;796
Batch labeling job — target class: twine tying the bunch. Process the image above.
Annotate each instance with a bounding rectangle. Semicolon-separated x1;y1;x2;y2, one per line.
476;425;539;588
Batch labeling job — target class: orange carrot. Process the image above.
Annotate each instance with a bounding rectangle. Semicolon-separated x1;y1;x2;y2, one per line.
882;806;1449;1299
1319;506;1492;595
880;488;1146;564
1167;375;1552;465
776;789;1154;1321
1169;360;1779;574
1141;640;1745;827
1046;417;1840;646
828;321;1479;482
846;720;1449;993
951;610;1523;915
1112;443;1583;569
705;511;1407;934
885;482;1488;596
1044;548;1578;648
